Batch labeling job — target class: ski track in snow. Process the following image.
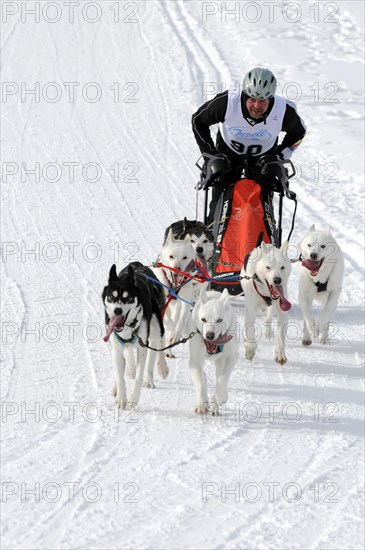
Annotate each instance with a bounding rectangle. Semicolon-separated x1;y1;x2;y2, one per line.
1;1;364;549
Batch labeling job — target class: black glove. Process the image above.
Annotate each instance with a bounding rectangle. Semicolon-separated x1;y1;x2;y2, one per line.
256;154;282;176
210;153;229;174
198;153;230;189
256;154;286;192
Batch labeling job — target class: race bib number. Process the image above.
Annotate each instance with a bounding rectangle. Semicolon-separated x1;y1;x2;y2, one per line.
230;142;263;155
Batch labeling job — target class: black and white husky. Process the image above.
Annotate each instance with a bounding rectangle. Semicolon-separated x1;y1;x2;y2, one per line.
102;262;168;408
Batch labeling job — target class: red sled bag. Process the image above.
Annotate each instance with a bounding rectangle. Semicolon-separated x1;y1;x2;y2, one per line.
211;178;276;295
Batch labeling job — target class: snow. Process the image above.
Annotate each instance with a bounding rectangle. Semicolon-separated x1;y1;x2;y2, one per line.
1;1;364;549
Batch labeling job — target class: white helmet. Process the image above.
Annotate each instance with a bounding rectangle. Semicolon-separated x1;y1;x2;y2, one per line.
243;68;277;99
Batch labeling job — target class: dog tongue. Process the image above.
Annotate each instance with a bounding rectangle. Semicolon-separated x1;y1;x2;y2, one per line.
206;334;233;346
302;258;324;276
271;285;292;312
185;259;196;273
205;334;233;354
103;315;124;343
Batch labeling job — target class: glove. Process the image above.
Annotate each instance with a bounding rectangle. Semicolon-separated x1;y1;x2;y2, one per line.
256;154;286;192
209;153;229;173
256;154;282;175
197;153;230;190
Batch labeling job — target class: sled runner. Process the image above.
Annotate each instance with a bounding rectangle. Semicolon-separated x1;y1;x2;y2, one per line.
196;153;297;295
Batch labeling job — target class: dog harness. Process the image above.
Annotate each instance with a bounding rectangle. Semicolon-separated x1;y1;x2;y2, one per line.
113;318;140;346
158;263;197;316
243;237;273;306
113;329;139;346
252;278;273;306
314;280;329;293
161;274;194;316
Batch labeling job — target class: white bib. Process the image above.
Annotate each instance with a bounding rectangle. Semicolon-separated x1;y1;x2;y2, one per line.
220;90;286;155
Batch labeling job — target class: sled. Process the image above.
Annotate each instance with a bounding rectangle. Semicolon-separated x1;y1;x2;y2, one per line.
196;154;297;295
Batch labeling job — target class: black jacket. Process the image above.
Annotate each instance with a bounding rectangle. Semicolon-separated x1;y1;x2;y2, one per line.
192;91;306;160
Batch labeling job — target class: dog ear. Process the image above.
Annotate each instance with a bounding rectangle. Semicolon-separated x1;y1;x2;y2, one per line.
108;264;118;282
309;224;316;232
260;241;269;254
324;224;332;236
166;228;175;243
220;288;230;304
127;264;135;280
280;240;289;256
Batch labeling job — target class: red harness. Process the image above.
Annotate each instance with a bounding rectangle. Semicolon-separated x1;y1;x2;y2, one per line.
253;278;273;306
156;263;198;317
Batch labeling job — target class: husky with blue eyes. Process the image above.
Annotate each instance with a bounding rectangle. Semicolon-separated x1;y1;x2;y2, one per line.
102;261;168;409
298;224;344;346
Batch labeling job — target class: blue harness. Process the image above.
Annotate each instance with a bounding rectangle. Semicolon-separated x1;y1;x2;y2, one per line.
113;325;140;346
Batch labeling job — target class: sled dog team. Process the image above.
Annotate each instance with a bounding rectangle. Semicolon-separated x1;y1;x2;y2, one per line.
102;220;344;414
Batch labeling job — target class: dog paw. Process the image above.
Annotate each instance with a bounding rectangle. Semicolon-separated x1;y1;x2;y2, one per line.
275;354;287;365
195;405;208;415
143;379;155;389
245;347;256;361
319;335;329;345
302;338;312;346
115;395;127;409
158;362;169;379
308;325;319;341
211;403;220;416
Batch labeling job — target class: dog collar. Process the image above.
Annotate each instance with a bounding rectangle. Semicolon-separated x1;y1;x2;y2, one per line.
113;331;138;345
113;318;140;345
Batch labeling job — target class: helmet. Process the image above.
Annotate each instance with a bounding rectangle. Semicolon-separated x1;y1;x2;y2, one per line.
243;68;277;99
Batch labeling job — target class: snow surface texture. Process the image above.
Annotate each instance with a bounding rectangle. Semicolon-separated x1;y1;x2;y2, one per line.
1;1;364;549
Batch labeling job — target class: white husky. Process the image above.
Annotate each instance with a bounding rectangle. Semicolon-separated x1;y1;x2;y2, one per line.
240;241;292;364
152;229;203;357
163;218;214;273
188;288;239;415
298;224;344;345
